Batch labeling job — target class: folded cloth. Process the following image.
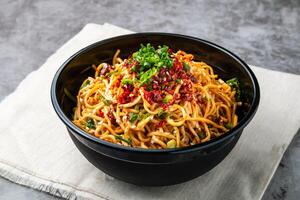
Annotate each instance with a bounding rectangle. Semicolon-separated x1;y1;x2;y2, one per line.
0;23;299;200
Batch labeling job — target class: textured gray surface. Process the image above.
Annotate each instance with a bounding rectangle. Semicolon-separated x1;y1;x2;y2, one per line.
0;0;299;199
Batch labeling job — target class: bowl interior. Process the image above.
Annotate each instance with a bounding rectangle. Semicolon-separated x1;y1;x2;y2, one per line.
54;33;258;145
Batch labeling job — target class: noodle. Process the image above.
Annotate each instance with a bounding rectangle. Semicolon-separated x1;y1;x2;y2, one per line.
73;44;241;149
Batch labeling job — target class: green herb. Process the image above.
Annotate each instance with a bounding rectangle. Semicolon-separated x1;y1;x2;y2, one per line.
129;112;150;123
157;110;168;119
175;79;182;84
225;123;233;129
133;44;173;71
226;77;239;87
80;79;90;89
104;99;111;106
121;78;133;86
132;43;173;86
99;95;111;106
129;112;138;123
138;67;158;86
198;132;206;139
86;118;96;129
167;140;176;148
130;66;137;72
226;77;241;101
114;135;132;145
142;113;151;119
106;70;118;77
132;78;138;84
163;94;173;104
183;62;191;71
156;45;173;69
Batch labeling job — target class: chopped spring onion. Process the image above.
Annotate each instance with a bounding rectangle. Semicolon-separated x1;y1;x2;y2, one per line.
167;139;176;148
163;94;173;103
183;62;191;71
133;44;173;86
225;123;233;129
157;110;168;119
99;95;111;106
129;112;138;123
86;118;96;129
175;79;182;84
121;78;133;86
138;67;157;86
226;77;241;101
198;132;206;139
115;135;132;145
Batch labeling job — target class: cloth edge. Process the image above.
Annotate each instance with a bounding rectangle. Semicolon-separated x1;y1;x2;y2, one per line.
0;161;110;200
258;128;300;200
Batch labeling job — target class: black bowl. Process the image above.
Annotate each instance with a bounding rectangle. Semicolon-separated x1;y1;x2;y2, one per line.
51;33;260;186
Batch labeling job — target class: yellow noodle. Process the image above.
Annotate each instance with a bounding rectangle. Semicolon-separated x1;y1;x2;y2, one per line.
73;47;240;149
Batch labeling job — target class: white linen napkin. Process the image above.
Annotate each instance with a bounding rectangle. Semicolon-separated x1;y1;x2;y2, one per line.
0;23;299;200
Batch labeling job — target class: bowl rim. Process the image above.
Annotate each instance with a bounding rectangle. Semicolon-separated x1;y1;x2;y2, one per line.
50;32;260;154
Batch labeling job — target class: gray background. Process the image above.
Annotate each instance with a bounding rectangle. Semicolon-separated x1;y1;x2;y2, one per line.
0;0;299;199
